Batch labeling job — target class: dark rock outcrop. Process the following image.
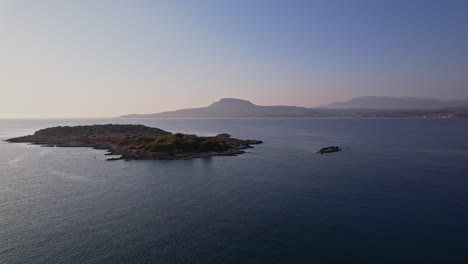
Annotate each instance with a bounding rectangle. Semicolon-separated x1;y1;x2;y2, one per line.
317;146;341;154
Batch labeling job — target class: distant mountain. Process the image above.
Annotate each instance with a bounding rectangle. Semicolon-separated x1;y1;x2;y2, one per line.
120;98;317;118
119;97;468;118
322;96;468;109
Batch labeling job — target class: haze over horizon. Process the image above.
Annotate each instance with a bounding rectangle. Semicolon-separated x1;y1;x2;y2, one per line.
1;0;468;118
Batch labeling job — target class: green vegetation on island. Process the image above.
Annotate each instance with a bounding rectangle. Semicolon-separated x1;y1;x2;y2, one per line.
124;133;230;154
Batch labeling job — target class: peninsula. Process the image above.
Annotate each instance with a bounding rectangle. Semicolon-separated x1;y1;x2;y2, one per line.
6;124;262;160
119;97;468;119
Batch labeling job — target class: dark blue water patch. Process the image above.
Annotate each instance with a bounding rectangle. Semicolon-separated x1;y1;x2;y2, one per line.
1;118;468;263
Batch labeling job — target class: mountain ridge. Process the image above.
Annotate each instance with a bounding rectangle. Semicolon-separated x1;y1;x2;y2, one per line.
119;97;468;118
322;96;468;109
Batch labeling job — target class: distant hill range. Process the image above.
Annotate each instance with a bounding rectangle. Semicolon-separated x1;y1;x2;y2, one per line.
322;96;468;109
121;98;316;118
119;97;468;118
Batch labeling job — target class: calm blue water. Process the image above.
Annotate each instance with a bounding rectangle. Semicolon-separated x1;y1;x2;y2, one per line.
1;118;468;264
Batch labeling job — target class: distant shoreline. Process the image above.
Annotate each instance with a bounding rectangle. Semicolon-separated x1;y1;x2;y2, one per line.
118;98;468;119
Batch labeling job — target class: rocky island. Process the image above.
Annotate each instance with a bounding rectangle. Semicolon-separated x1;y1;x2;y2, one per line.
317;146;342;154
6;124;263;160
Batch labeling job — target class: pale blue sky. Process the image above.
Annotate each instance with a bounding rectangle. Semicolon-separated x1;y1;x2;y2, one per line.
1;0;467;117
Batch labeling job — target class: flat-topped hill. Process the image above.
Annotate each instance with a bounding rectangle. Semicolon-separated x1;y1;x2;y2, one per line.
33;124;171;137
120;97;468;118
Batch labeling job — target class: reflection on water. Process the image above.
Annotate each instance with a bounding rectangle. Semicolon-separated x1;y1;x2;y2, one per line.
1;118;468;264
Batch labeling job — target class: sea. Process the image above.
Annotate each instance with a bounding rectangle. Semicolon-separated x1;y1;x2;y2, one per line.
1;118;468;264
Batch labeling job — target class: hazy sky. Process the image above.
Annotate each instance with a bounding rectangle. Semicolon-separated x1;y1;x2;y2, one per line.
1;0;467;118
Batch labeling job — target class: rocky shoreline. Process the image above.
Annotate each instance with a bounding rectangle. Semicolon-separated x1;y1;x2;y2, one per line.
6;124;262;160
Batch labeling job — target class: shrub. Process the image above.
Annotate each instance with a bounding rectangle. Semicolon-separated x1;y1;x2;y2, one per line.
126;134;229;153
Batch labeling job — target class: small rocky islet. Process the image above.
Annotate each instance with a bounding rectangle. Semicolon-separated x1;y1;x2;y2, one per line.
6;124;263;160
317;146;342;154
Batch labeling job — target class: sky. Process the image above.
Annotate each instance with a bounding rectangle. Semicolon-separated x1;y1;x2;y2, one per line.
1;0;467;118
